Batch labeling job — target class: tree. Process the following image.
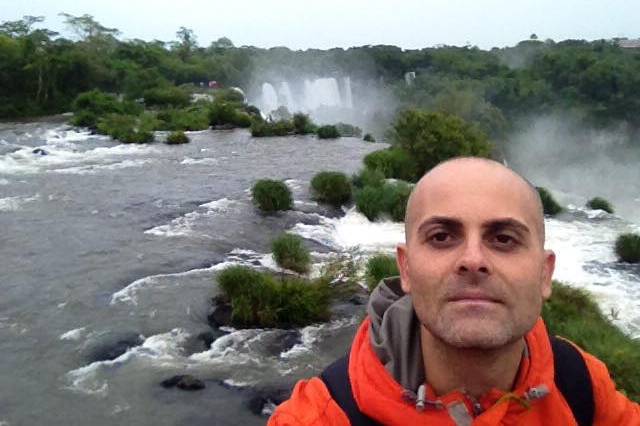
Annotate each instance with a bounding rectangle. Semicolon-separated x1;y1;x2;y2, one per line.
174;26;197;61
392;110;492;176
59;13;120;42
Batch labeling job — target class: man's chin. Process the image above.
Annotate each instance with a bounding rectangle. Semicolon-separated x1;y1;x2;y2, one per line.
430;319;515;350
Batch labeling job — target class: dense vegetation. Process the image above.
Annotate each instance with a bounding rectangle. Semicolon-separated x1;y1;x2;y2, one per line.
543;282;640;402
310;171;352;208
536;187;563;216
251;179;293;213
586;197;614;214
216;266;330;328
365;254;399;292
615;233;640;263
272;233;311;274
4;14;640;146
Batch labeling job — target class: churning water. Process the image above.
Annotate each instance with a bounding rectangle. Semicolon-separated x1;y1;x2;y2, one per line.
0;120;638;425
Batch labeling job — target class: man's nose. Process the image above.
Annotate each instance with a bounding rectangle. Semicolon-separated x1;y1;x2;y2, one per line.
455;237;490;276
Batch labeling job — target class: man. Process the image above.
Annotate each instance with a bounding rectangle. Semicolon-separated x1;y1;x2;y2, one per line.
269;157;640;425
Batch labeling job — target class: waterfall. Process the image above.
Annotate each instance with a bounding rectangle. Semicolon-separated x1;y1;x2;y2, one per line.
343;77;353;109
261;82;279;114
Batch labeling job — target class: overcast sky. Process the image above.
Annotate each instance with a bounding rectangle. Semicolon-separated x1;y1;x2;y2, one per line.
1;0;638;50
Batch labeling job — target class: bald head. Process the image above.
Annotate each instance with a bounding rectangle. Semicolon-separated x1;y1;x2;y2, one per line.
404;157;545;245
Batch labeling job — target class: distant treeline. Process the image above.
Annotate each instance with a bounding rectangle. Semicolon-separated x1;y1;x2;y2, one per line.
2;14;640;136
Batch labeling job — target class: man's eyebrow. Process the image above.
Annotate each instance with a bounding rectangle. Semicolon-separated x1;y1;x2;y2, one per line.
484;218;531;235
416;216;463;235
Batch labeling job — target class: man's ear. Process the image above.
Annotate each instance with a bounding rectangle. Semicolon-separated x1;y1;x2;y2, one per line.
541;249;555;300
396;243;411;294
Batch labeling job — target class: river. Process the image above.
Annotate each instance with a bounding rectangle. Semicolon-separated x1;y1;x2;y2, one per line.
0;121;638;425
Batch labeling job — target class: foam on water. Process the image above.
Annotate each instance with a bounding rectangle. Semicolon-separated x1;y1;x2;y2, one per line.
0;194;39;212
0;178;9;185
280;316;359;359
64;329;190;396
144;198;238;238
292;207;404;251
50;159;153;175
110;261;238;305
180;157;218;166
0;137;159;175
60;327;87;341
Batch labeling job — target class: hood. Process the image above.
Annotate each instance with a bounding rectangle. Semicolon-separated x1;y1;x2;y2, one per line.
367;276;425;392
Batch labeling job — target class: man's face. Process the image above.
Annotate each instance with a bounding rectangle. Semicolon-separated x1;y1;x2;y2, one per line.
397;160;555;350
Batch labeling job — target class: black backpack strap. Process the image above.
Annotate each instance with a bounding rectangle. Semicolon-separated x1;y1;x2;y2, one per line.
550;336;595;426
320;354;380;426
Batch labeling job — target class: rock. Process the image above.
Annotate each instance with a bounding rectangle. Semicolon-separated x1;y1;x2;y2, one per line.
246;386;292;416
32;148;48;156
348;293;369;306
89;334;144;362
208;302;232;328
264;330;301;356
197;329;228;349
161;375;205;391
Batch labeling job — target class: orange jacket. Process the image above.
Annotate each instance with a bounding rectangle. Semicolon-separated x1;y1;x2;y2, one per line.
269;318;640;425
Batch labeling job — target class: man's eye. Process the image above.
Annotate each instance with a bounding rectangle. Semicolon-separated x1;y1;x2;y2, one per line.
429;232;453;243
493;234;517;247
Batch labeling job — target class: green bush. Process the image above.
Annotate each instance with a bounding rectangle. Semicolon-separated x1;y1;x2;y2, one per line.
96;113;157;143
392;109;492;176
166;131;189;144
310;172;352;208
143;86;190;108
365;254;399;292
363;148;419;182
543;282;640;402
335;122;362;137
216;266;330;328
293;113;316;134
586;197;614;214
156;108;209;131
72;89;140;116
251;179;293;213
363;133;376;142
615;233;640;263
356;181;412;222
383;181;412;222
214;88;245;103
356;185;387;221
71;110;98;128
352;167;385;189
250;119;294;137
208;100;235;126
272;233;311;274
316;125;340;139
536;187;563;216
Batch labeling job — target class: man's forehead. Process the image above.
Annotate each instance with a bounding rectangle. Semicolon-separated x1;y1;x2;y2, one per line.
405;158;543;239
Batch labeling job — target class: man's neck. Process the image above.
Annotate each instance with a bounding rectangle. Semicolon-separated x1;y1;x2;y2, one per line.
420;327;525;400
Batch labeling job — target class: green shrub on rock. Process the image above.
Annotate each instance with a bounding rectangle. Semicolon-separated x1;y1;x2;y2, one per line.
392;109;492;176
293;113;316;134
586;197;614;214
356;186;387;221
272;233;311;274
250;119;294;137
335;122;362;137
542;281;640;402
615;233;640;263
352;168;385;189
310;172;352;208
156;108;209;131
316;125;340;139
383;181;412;222
536;187;563;216
363;133;376;142
365;254;399;292
216;266;330;328
251;179;293;213
166;131;189;144
143;86;190;108
364;148;418;182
